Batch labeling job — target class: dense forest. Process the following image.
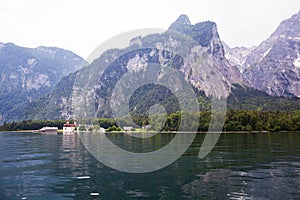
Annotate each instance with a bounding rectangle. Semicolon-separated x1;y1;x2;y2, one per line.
1;84;299;132
1;110;299;132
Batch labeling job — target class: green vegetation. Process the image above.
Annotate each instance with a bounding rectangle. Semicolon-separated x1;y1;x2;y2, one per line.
228;84;300;111
1;110;299;132
106;125;122;132
223;110;300;132
78;125;87;131
147;110;300;132
0;119;66;131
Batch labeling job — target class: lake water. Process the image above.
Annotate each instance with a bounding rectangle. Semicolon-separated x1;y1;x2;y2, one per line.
0;132;299;200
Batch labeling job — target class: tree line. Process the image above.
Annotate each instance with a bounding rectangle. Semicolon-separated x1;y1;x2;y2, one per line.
0;119;66;131
0;110;299;132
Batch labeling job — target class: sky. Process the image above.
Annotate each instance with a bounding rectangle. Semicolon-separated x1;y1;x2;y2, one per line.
1;0;300;59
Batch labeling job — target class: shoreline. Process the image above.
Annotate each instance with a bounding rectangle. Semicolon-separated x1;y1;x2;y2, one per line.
3;130;300;134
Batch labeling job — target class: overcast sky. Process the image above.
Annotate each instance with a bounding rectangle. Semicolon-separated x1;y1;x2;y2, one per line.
1;0;300;58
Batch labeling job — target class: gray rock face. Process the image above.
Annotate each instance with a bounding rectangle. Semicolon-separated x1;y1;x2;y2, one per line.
169;14;191;30
242;11;300;97
5;11;300;122
223;42;254;72
37;15;245;120
0;43;85;122
168;16;245;96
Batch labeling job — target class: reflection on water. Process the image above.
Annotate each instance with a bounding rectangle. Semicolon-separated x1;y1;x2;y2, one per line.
0;132;299;199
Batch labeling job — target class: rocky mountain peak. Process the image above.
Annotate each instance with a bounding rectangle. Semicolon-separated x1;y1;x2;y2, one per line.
169;15;217;48
271;10;300;39
24;14;245;120
169;14;191;29
242;10;300;97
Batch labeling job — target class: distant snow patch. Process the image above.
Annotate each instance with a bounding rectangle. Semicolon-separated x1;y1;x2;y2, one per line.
27;58;37;67
263;48;272;58
288;36;300;41
294;53;300;68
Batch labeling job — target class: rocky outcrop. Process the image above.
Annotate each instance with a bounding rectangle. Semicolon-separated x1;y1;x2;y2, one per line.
35;15;245;119
222;42;254;72
168;15;245;95
0;43;85;122
242;11;300;97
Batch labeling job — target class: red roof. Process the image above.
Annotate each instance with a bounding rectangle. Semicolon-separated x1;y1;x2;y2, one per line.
63;124;76;127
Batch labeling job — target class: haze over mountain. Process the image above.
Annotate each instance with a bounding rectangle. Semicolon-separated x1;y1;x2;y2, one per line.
225;10;300;97
1;11;300;123
21;14;247;121
0;43;85;122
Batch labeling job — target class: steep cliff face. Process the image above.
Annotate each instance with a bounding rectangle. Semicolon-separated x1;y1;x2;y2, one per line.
32;15;244;120
4;12;300;122
168;15;244;95
243;11;300;97
0;43;85;122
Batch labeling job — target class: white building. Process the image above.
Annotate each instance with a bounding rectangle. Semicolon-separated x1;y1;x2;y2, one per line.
63;121;77;134
123;126;133;131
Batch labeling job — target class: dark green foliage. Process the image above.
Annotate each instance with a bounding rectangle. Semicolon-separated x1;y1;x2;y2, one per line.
224;110;300;132
129;83;181;116
228;84;300;111
1;110;299;132
106;125;122;132
0;119;66;131
150;110;300;132
97;118;117;129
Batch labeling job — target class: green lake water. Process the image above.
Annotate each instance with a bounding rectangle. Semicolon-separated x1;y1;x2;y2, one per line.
0;132;299;199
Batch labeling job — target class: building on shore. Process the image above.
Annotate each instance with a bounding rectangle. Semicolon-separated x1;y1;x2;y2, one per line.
39;127;58;133
63;120;77;134
123;126;133;131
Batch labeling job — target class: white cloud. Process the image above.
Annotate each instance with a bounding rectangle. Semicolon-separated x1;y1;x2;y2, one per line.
0;0;299;58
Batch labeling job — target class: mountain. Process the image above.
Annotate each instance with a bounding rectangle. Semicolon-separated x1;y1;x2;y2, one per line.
0;43;85;122
168;14;245;96
222;42;255;72
3;13;300;123
21;15;245;121
242;11;300;97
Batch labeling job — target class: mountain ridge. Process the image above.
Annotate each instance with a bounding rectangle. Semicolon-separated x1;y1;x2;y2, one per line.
242;10;300;97
1;12;300;123
15;15;244;120
0;42;86;122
